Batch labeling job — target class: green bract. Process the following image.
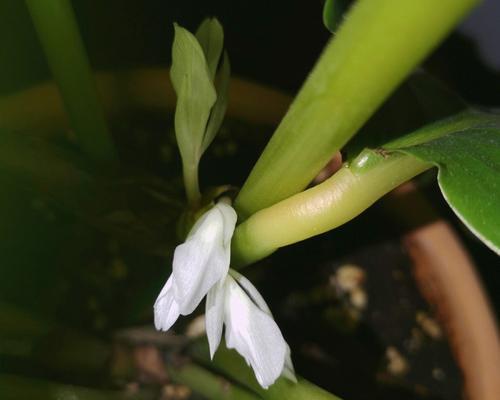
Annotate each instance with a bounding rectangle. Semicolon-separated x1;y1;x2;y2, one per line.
170;24;216;168
170;19;229;205
196;18;224;80
203;51;230;154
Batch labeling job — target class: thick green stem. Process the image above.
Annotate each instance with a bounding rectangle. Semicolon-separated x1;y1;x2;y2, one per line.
235;0;478;219
232;151;432;267
25;0;116;163
167;363;259;400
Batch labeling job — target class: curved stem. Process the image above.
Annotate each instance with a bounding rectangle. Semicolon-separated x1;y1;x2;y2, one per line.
232;151;432;267
235;0;478;219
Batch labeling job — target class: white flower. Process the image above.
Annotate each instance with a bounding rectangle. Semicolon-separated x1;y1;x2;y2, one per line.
206;269;296;389
154;202;237;331
153;201;296;389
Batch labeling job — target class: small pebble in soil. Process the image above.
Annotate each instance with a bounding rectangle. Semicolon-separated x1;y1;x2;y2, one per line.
416;311;443;340
350;287;367;310
386;346;409;376
333;264;366;291
330;264;369;314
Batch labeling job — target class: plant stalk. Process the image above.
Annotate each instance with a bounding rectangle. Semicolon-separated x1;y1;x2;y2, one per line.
167;363;260;400
25;0;116;163
189;341;342;400
183;160;201;207
232;151;432;267
235;0;478;219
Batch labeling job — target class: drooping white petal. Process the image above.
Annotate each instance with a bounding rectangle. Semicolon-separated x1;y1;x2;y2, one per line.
172;203;237;315
223;275;287;389
205;277;226;358
154;275;181;331
229;269;297;384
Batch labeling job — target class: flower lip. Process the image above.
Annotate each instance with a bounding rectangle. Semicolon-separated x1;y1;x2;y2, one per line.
206;270;296;389
223;273;288;388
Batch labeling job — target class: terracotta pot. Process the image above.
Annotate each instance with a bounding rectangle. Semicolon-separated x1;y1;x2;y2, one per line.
404;221;500;400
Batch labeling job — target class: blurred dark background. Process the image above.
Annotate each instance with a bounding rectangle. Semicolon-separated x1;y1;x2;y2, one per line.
1;0;500;103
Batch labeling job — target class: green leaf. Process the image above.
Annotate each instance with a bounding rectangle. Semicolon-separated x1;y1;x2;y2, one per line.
384;110;500;254
202;51;231;153
322;0;348;33
0;374;153;400
195;17;224;80
170;23;217;166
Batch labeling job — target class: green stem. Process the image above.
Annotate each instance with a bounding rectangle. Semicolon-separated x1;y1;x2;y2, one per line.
25;0;116;163
189;341;342;400
183;160;201;207
232;151;432;267
235;0;478;219
167;363;259;400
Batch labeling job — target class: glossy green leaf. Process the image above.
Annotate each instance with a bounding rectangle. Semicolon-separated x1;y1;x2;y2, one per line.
202;51;231;153
322;0;348;33
195;17;224;80
170;23;217;166
384;110;500;254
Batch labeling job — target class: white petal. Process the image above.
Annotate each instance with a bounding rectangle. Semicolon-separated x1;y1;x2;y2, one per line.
228;270;297;384
205;278;226;358
229;269;272;315
282;345;298;383
172;204;236;315
223;276;287;389
216;202;238;246
154;275;181;331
